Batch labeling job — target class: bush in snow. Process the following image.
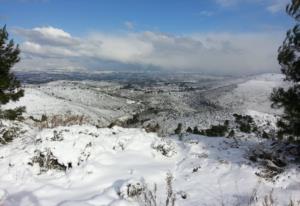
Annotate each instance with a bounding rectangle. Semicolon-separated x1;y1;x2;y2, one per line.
29;149;67;173
29;114;48;122
199;124;229;137
188;122;229;137
151;139;176;157
193;126;200;134
0;107;25;121
0;126;20;144
249;146;287;180
186;127;193;133
137;173;177;206
233;114;257;133
119;179;145;200
51;130;64;141
165;172;176;206
174;123;182;135
227;129;235;138
145;123;160;133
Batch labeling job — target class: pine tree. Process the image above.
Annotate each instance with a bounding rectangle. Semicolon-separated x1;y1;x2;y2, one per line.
271;0;300;140
0;25;23;105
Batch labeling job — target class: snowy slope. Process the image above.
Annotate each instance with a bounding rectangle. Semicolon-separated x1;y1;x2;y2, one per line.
0;125;299;206
215;73;287;114
3;82;141;127
0;73;298;206
3;73;287;132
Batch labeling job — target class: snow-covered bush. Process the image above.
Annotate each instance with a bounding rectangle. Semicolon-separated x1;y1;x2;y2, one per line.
248;146;286;180
0;107;25;121
137;173;177;206
233;114;257;133
119;179;145;200
188;122;229;137
144;123;160;133
0;126;20;144
51;130;64;141
151;139;176;157
200;124;229;137
29;149;67;173
174;123;182;135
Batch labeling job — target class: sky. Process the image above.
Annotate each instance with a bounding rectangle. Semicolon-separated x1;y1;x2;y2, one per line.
0;0;294;75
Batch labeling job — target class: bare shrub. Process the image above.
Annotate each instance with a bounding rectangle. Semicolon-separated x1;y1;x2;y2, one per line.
261;190;275;206
165;173;176;206
138;173;176;206
34;114;88;129
0;126;21;144
288;200;300;206
248;189;300;206
29;149;67;173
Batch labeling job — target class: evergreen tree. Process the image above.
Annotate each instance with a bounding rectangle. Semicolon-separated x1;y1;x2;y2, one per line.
0;25;24;105
271;0;300;140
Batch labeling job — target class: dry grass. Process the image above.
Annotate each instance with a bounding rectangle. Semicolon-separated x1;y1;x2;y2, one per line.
33;114;88;129
138;173;176;206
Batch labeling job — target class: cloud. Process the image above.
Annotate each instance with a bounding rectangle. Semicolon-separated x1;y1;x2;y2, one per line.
14;26;80;46
215;0;289;13
215;0;238;7
14;26;284;75
267;0;289;13
196;11;214;17
124;21;135;30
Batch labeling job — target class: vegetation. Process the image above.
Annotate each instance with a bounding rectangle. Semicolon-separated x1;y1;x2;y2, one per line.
233;114;257;133
33;114;87;129
0;25;24;107
29;149;67;172
174;123;182;135
137;173;176;206
0;106;25;120
0;126;20;144
187;122;229;137
271;0;300;141
199;124;229;137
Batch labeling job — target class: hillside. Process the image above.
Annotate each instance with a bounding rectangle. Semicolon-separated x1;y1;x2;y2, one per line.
0;73;299;206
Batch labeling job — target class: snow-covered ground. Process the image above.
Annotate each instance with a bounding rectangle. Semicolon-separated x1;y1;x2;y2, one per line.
3;73;287;132
2;81;141;127
0;73;299;206
215;73;287;114
0;124;299;206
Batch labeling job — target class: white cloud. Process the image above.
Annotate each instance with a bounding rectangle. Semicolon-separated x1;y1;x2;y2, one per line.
215;0;289;13
124;21;135;30
267;0;289;13
197;10;214;17
14;26;80;46
14;26;285;75
215;0;238;7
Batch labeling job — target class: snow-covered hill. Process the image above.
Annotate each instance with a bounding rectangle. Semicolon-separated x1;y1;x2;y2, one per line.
3;81;142;127
1;73;299;206
3;73;287;133
215;73;287;114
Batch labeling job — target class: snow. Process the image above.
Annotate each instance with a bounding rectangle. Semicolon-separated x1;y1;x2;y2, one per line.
0;124;299;206
2;82;140;127
0;73;299;206
216;73;287;114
